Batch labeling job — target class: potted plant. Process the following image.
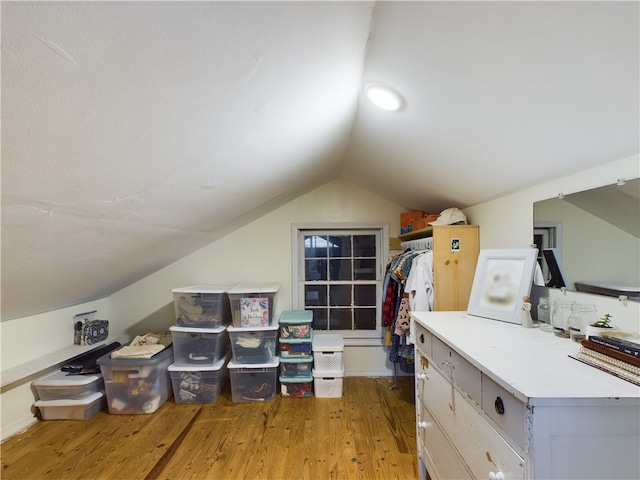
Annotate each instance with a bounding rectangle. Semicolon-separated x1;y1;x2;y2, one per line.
585;313;618;340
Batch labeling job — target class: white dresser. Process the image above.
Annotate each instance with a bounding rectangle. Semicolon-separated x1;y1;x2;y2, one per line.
411;311;640;480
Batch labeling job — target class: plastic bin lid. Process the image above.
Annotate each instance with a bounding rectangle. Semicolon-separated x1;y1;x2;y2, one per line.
168;352;230;372
35;390;104;407
169;325;227;334
227;322;279;332
33;369;102;387
227;282;280;294
279;355;314;363
279;310;313;324
279;374;313;383
228;359;279;369
312;368;345;378
312;333;344;351
279;331;314;344
96;345;173;367
172;285;232;294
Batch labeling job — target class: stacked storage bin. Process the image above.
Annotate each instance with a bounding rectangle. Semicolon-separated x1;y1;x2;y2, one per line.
312;333;345;398
226;283;280;402
167;285;233;404
33;370;106;420
278;310;314;397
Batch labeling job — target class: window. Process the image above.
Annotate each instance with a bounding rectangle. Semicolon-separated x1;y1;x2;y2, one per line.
292;223;388;343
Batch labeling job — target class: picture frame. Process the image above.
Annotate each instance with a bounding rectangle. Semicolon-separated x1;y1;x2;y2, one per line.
467;248;538;324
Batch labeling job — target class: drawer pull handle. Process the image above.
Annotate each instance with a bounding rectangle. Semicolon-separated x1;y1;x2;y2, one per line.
417;421;428;430
494;397;505;415
489;471;505;480
416;373;426;381
419;333;425;344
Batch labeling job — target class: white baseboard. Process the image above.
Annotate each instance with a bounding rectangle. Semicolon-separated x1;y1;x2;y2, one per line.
1;415;37;442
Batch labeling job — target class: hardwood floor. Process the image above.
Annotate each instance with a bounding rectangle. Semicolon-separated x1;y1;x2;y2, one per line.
1;377;418;480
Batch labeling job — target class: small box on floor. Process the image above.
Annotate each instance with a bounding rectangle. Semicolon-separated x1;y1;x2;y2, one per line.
97;347;173;415
172;285;232;328
35;391;106;420
168;352;230;404
228;359;279;403
313;369;344;398
280;374;313;397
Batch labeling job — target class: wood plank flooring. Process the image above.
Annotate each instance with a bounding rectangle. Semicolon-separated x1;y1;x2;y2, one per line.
1;377;418;480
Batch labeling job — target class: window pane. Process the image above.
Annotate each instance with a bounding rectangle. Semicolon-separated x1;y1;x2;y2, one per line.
354;308;376;329
328;235;351;257
305;235;328;258
329;259;352;281
353;259;376;281
305;259;327;281
311;308;328;330
329;285;351;306
330;308;352;329
354;284;377;306
353;235;376;257
305;285;327;306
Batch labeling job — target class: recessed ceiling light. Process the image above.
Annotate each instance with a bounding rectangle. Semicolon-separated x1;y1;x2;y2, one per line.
364;83;404;111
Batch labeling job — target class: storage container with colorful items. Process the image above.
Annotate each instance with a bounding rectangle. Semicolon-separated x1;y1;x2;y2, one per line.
34;392;106;420
227;323;278;364
279;374;313;397
170;325;229;367
168;352;230;404
97;347;173;414
172;285;232;328
278;310;312;339
279;332;313;359
279;355;314;379
228;359;279;403
228;283;280;327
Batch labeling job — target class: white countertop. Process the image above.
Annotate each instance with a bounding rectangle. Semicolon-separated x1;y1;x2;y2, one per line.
411;311;640;406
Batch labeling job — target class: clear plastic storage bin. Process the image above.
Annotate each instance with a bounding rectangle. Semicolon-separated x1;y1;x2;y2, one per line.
227;323;278;364
97;347;173;414
280;374;313;397
33;369;104;401
172;285;232;328
170;325;229;367
228;359;279;403
168;352;230;404
279;310;313;339
35;391;106;420
228;283;280;327
279;332;313;359
279;355;314;379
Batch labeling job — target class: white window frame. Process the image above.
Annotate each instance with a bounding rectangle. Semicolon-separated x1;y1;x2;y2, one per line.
291;222;389;346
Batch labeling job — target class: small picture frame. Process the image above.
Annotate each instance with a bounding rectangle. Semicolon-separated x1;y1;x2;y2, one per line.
467;248;538;324
451;238;460;252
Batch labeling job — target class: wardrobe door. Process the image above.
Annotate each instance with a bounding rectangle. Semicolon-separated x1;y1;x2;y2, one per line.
432;225;479;311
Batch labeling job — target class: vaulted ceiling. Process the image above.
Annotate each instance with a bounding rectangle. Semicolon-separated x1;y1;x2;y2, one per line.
2;1;638;321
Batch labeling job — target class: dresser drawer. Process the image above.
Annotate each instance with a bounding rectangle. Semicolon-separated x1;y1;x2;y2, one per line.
431;336;481;406
414;321;432;358
417;401;471;480
423;361;525;480
482;374;527;452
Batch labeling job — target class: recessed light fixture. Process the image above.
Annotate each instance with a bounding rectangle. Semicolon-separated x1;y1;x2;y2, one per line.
364;83;404;111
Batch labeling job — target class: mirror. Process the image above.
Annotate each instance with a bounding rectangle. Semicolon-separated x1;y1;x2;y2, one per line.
533;178;640;302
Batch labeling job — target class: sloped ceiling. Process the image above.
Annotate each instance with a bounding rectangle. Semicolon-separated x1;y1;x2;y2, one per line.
2;1;639;321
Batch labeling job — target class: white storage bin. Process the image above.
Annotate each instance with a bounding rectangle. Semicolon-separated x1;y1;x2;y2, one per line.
312;333;344;372
172;285;232;328
313;369;344;398
33;369;104;401
228;283;280;327
35;391;106;420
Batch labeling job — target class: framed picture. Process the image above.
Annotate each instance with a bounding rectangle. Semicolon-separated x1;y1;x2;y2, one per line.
467;248;538;324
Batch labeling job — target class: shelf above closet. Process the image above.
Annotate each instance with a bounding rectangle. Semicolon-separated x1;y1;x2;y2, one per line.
397;226;434;241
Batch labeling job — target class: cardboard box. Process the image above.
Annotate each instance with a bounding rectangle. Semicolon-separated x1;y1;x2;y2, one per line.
400;210;424;234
